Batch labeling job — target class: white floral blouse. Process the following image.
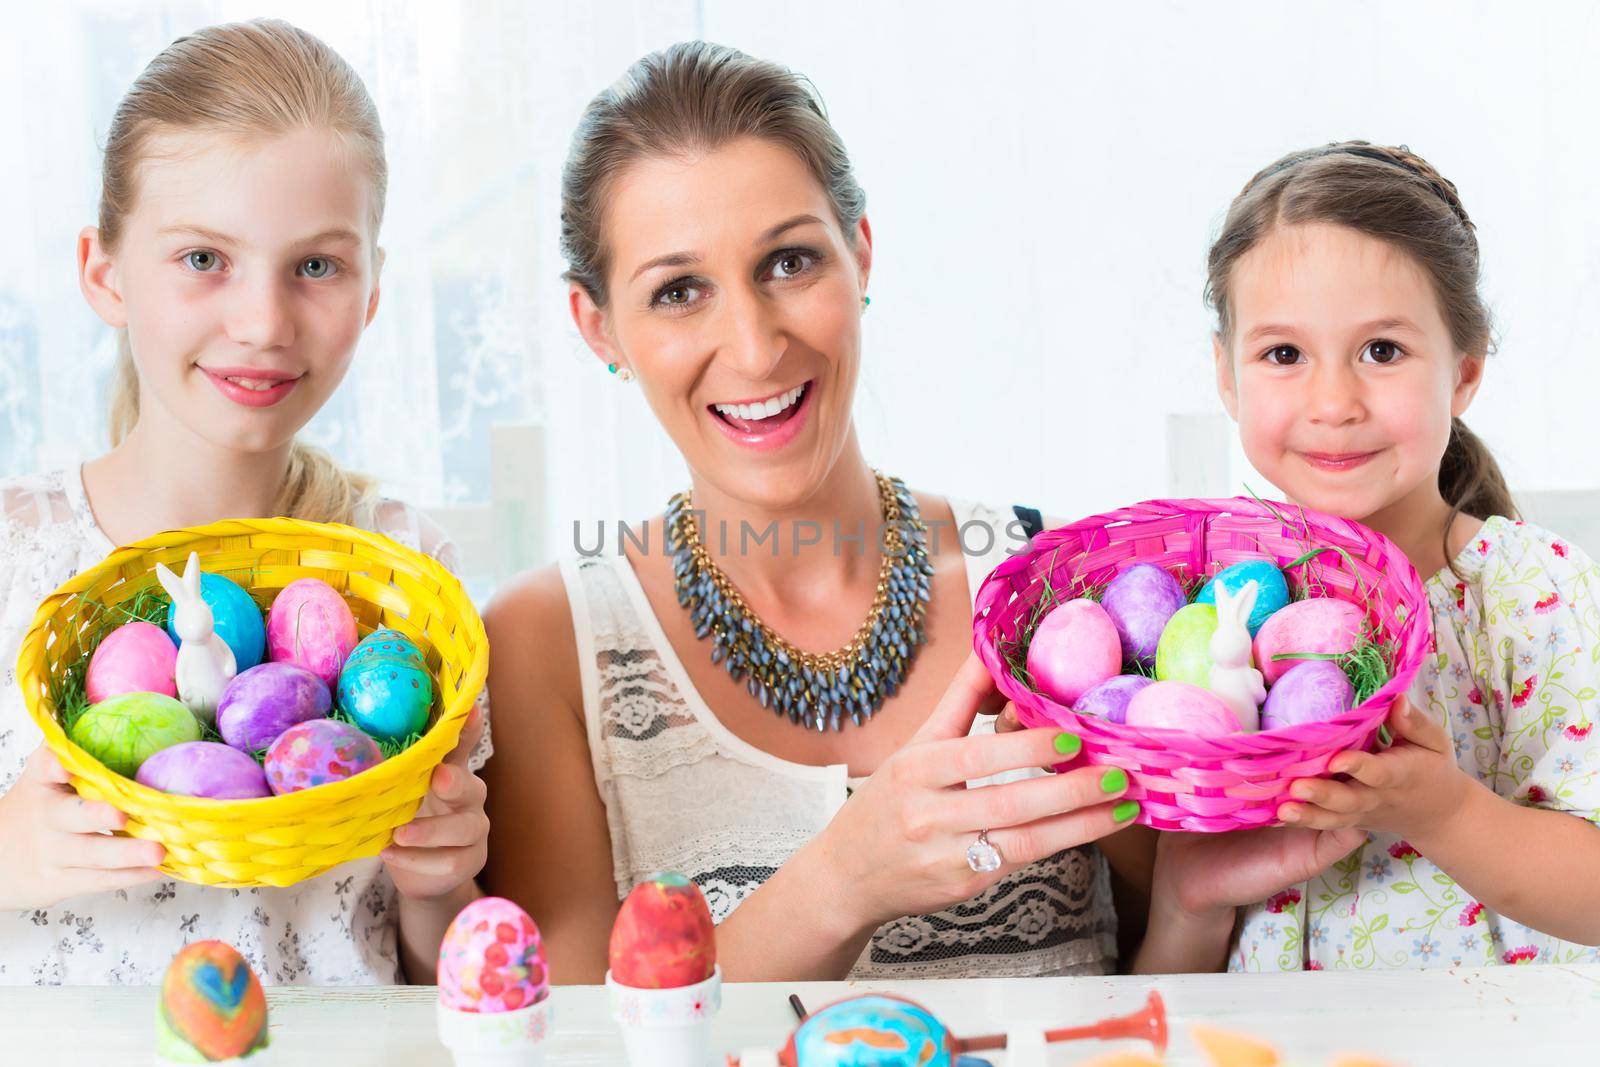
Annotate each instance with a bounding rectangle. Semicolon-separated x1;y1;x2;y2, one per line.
0;468;485;985
1232;517;1600;971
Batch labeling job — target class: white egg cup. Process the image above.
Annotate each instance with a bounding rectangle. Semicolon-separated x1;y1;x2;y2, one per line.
606;965;722;1067
436;996;553;1067
152;1051;274;1067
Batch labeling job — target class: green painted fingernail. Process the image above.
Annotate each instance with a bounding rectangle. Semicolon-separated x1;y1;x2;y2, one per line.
1113;800;1140;823
1100;768;1128;793
1053;732;1081;756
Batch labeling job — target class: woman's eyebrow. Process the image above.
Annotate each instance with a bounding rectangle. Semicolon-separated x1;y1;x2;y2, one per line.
758;213;824;243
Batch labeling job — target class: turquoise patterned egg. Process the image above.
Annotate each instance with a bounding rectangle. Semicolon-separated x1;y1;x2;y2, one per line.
785;994;956;1066
336;629;433;744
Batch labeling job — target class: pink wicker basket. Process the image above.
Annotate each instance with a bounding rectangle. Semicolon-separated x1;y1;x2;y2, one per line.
972;497;1432;832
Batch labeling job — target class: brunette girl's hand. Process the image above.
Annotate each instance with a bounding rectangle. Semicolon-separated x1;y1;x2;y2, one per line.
0;745;165;910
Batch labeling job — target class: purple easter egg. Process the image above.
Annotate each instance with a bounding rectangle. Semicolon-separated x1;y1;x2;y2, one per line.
1261;660;1355;730
1124;680;1242;736
217;662;332;754
1074;675;1155;724
266;578;358;687
135;741;272;799
1099;564;1188;669
263;719;383;795
1026;599;1122;707
1253;598;1366;686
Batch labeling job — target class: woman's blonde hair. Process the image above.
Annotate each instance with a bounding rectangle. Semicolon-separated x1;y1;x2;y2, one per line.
100;19;385;523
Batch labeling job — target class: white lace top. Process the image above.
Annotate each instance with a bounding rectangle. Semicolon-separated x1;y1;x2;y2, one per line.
560;499;1118;979
0;467;485;986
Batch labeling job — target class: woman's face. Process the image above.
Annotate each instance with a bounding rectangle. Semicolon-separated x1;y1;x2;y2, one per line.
83;126;381;455
573;136;871;510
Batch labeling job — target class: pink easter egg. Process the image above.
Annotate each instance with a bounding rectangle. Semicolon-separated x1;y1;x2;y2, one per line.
438;897;550;1014
1026;599;1122;707
1252;598;1365;686
85;622;179;704
1124;680;1242;736
266;579;358;688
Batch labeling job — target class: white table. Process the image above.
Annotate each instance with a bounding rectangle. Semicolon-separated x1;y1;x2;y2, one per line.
7;968;1598;1065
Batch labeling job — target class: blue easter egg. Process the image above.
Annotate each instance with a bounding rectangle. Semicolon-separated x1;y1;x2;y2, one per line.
788;994;956;1067
336;629;432;744
1195;559;1290;637
168;572;266;670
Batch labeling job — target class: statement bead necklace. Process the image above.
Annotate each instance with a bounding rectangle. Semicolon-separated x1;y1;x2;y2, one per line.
665;472;932;731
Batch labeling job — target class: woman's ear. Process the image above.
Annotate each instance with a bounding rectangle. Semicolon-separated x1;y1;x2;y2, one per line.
78;227;127;329
1213;333;1240;420
569;283;622;373
1452;353;1486;418
852;215;874;297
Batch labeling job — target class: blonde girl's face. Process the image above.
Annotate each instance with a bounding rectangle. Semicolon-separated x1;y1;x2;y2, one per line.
82;127;380;454
1215;222;1484;523
571;136;871;511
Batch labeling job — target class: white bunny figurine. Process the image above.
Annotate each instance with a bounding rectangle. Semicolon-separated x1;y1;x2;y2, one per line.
1209;579;1266;731
155;551;236;727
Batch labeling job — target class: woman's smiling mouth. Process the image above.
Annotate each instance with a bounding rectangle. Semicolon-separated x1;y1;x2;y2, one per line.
708;379;814;450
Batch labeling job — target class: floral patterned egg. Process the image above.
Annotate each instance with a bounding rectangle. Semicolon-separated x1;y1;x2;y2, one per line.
262;718;382;795
266;578;358;687
337;629;433;744
155;940;268;1063
85;621;178;704
783;994;956;1067
437;896;550;1014
608;871;717;989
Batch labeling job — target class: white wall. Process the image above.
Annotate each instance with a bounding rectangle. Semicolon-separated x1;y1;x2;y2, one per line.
2;1;1597;570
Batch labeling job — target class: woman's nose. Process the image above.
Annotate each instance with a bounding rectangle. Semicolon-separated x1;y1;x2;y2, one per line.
715;283;786;381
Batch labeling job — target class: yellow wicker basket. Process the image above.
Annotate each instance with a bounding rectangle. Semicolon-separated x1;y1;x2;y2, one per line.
14;517;489;888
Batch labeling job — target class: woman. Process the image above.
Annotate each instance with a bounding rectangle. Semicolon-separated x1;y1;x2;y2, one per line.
483;41;1151;982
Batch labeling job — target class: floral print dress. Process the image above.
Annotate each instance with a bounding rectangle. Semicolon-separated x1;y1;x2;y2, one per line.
1232;517;1600;971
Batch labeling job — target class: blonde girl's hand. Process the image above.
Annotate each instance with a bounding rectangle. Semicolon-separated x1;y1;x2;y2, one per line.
1279;697;1470;839
381;704;490;903
0;745;166;910
806;655;1141;936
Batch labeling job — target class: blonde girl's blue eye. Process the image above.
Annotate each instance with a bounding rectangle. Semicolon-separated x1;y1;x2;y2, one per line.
184;250;221;272
299;257;337;279
1361;339;1403;365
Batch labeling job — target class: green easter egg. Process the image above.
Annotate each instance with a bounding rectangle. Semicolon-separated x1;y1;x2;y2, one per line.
1154;604;1219;688
69;692;201;778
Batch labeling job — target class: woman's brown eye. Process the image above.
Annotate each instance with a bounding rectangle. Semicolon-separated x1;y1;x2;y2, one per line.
665;287;688;304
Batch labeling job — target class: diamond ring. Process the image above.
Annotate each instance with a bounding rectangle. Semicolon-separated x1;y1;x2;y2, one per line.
965;830;1003;873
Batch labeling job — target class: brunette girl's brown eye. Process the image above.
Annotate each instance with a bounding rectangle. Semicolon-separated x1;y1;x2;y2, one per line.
1362;340;1401;365
1265;345;1303;366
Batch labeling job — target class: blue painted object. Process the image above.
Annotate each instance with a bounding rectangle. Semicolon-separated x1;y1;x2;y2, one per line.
167;571;265;670
1195;559;1290;636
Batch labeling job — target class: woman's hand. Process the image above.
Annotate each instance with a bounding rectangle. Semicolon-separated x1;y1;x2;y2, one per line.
0;745;166;910
1279;697;1470;840
383;704;490;903
805;655;1140;935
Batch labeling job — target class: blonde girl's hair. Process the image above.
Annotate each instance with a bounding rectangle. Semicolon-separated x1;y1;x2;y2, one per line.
1205;141;1517;536
100;19;384;523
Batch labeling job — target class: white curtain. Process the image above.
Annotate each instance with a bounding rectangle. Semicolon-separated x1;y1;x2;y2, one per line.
3;0;1599;577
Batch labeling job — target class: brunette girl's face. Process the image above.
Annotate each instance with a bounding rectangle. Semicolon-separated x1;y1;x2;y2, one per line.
81;127;381;454
571;136;871;510
1215;222;1484;523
